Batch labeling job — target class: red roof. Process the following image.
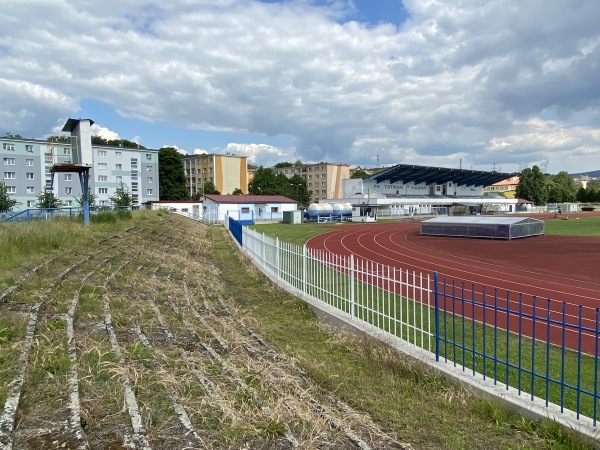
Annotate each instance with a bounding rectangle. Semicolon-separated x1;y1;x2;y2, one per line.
203;194;296;204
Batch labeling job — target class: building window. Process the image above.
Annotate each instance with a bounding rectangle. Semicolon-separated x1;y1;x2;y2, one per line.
308;182;312;187
26;172;34;179
115;164;122;170
98;150;107;157
98;175;107;182
63;147;70;155
146;189;153;195
27;200;35;207
115;151;122;158
98;188;108;194
26;186;34;194
26;159;34;166
116;176;122;183
66;200;73;207
65;187;72;194
146;166;153;172
64;174;72;181
270;207;279;213
322;182;326;186
147;177;153;183
241;207;250;214
2;143;15;151
322;190;326;194
4;172;17;180
146;153;152;161
6;185;15;193
25;144;33;152
45;153;52;163
3;158;15;165
97;163;108;170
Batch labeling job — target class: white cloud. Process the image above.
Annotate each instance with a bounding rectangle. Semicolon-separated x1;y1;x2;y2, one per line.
1;0;599;173
90;124;120;141
224;143;290;167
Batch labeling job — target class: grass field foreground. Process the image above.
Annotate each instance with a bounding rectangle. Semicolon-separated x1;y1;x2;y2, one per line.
0;211;594;449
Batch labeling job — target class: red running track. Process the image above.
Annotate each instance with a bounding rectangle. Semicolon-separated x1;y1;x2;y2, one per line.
307;221;600;354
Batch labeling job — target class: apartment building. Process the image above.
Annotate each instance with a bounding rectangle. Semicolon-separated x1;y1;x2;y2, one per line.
183;153;248;196
272;162;350;202
1;135;159;210
483;176;520;199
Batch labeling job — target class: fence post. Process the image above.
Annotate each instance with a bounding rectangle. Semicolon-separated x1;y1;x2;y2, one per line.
434;272;440;362
275;237;280;280
349;254;355;318
302;244;307;294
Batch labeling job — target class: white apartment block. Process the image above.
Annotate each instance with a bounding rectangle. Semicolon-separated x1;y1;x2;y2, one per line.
272;162;350;202
1;137;159;210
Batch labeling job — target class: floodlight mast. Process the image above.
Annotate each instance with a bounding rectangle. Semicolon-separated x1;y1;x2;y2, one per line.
49;118;95;225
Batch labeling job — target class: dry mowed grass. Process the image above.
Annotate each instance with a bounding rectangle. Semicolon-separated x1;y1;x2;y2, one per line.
0;213;408;450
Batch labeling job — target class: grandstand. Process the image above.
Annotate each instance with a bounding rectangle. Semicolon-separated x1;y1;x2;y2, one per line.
328;164;519;217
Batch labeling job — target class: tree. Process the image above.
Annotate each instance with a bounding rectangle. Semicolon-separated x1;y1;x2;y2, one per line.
110;182;133;207
36;189;62;209
3;132;23;139
273;162;294;168
288;174;310;208
91;135;146;149
516;166;548;205
73;190;96;208
547;171;577;203
158;147;188;200
202;180;220;195
351;168;369;179
232;188;243;195
248;167;278;194
0;180;18;212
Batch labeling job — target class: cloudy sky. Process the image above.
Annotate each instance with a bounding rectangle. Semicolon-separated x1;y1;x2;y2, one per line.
1;0;599;174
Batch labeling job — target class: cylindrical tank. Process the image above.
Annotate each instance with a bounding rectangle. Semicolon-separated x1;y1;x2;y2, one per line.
332;202;352;217
307;203;333;217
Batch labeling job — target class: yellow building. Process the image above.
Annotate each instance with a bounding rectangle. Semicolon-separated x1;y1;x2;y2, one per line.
484;176;519;198
183;153;248;197
272;162;350;202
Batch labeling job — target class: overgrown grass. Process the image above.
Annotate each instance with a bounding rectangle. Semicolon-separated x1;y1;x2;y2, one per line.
0;215;133;271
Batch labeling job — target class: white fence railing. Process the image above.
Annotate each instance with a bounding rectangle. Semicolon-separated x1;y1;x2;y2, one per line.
241;226;434;352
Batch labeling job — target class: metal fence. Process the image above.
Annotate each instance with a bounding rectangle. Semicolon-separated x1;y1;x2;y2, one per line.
228;220;600;427
0;206;140;224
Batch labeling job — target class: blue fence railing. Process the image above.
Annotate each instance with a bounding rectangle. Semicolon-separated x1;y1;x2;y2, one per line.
435;275;600;425
1;206;140;224
228;218;600;429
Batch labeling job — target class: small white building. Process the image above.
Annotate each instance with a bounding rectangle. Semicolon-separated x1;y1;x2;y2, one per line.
149;200;202;218
202;194;297;223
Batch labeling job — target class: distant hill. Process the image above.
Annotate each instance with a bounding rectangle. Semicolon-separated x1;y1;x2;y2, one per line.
570;170;600;178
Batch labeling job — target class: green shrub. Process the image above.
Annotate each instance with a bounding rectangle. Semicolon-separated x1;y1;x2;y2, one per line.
116;209;132;220
91;211;117;224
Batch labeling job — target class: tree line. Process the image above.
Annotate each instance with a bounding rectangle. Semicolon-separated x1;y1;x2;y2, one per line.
515;165;596;205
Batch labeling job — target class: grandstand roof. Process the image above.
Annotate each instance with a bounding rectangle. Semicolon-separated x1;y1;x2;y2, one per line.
365;164;517;187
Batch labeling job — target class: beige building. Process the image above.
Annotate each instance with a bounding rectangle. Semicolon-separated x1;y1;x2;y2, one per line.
484;176;520;198
272;162;350;202
183;153;248;197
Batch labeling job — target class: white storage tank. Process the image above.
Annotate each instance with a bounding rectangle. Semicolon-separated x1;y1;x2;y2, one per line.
332;202;353;217
307;203;333;218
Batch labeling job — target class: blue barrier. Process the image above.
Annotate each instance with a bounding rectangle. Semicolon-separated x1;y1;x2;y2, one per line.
435;277;600;424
